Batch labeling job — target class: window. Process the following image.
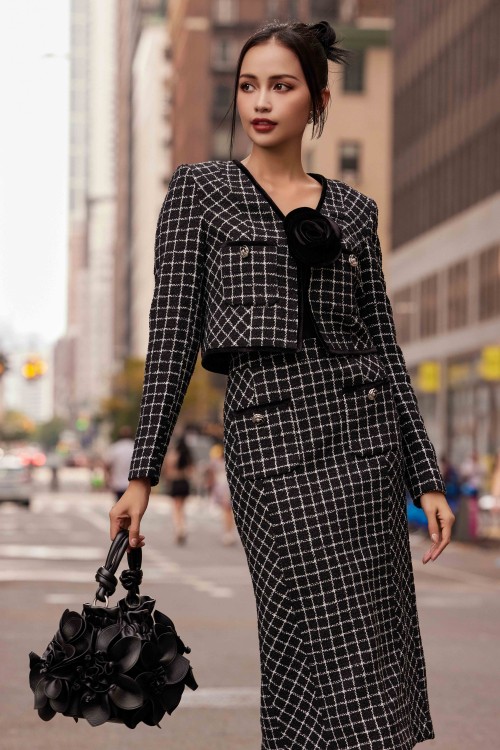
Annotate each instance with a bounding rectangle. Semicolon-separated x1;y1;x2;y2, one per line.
343;49;365;93
479;244;500;320
311;0;341;18
393;287;414;344
420;274;438;338
339;141;361;183
448;260;469;329
213;84;232;117
212;38;238;70
214;0;238;24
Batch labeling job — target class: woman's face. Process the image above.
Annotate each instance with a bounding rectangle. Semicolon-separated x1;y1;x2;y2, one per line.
236;38;326;148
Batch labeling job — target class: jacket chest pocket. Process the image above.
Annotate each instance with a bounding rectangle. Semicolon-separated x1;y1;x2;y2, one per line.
220;241;279;306
342;376;402;458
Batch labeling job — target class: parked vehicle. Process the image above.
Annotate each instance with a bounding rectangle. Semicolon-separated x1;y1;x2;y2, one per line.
0;454;32;507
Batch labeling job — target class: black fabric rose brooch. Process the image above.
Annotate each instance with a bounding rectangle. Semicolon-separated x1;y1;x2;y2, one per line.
283;207;343;268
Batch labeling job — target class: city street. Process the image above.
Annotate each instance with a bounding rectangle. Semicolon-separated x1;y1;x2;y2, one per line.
1;473;499;749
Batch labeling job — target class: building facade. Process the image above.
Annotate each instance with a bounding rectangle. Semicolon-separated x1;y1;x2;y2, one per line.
57;0;117;420
306;0;394;255
131;17;170;356
391;0;500;468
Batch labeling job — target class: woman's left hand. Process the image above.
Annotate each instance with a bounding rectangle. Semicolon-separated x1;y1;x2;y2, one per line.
419;491;456;563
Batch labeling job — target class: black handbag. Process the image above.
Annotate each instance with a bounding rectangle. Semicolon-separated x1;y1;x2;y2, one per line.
28;529;198;728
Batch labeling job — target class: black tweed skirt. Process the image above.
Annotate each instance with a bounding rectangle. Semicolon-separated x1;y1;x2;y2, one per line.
222;336;435;750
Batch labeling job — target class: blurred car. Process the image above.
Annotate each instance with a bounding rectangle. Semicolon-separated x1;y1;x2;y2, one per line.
0;454;32;507
9;444;46;467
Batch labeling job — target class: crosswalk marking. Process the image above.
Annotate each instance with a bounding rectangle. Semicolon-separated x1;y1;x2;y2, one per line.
0;545;106;560
176;687;259;708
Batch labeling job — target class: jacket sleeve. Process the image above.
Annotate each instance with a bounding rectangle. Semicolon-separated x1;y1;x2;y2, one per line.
128;163;206;486
356;198;446;508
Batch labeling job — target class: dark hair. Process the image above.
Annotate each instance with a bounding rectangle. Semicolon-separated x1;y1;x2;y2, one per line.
227;19;349;156
175;435;193;470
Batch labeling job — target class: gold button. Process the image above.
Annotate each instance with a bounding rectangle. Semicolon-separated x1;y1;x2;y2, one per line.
251;412;266;424
367;388;378;400
240;245;250;258
349;254;358;267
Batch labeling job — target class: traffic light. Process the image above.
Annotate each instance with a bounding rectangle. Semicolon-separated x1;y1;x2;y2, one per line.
0;353;8;379
21;358;48;381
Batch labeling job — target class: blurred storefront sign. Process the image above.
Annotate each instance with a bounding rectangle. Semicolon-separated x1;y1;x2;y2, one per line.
417;360;440;393
412;346;500;488
478;345;500;381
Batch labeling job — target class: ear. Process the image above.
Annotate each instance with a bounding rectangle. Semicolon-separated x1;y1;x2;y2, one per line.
321;87;331;110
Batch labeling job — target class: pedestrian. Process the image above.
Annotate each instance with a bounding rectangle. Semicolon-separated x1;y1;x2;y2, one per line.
491;450;500;499
459;449;486;498
459;449;486;538
103;425;135;502
110;19;456;748
205;442;237;546
439;452;460;510
162;434;194;545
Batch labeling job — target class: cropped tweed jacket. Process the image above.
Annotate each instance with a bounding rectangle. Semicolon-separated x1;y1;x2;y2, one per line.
127;159;446;507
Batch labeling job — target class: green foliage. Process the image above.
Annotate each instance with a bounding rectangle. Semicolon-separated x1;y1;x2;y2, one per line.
99;355;224;442
0;410;35;441
99;357;146;442
34;416;68;450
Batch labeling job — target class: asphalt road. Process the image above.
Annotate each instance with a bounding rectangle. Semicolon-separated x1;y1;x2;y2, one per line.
1;475;499;749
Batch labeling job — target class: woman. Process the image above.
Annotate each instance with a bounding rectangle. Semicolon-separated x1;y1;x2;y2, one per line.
162;434;194;545
110;20;456;749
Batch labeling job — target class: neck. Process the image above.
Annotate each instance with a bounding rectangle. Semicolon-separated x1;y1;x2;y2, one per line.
240;144;307;182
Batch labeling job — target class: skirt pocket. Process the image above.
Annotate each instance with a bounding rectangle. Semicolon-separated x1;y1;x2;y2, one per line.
229;393;304;480
342;375;403;458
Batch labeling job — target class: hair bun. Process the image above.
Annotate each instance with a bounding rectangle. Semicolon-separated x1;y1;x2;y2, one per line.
308;20;348;65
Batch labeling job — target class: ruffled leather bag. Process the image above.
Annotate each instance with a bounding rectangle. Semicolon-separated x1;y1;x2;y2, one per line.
28;529;198;728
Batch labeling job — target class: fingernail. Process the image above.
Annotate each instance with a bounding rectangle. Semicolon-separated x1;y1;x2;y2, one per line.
131;538;137;547
431;533;438;542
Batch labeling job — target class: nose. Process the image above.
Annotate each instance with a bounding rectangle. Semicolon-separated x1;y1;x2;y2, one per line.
255;89;271;112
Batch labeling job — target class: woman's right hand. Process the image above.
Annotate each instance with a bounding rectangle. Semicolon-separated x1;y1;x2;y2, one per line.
109;478;151;549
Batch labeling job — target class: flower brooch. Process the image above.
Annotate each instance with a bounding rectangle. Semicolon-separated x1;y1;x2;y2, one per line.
283;206;343;268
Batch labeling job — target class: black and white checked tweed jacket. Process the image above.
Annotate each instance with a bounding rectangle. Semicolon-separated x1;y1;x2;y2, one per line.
128;159;446;507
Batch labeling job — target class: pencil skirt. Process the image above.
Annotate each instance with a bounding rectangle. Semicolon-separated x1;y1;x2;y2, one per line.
222;336;435;750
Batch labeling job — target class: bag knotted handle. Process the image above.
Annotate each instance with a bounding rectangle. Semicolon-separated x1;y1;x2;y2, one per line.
94;529;143;606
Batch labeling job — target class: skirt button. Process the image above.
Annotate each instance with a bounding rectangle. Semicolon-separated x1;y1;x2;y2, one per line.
367;388;378;400
349;254;358;267
240;245;250;258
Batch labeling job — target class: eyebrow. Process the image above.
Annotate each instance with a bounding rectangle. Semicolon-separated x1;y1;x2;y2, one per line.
239;73;300;81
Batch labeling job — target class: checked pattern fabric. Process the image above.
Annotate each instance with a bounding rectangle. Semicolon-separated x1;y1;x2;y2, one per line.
127;159;446;747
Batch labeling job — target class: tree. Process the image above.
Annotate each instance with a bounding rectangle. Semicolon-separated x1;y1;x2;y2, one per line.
0;410;35;441
100;355;223;442
99;357;148;442
34;417;68;451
